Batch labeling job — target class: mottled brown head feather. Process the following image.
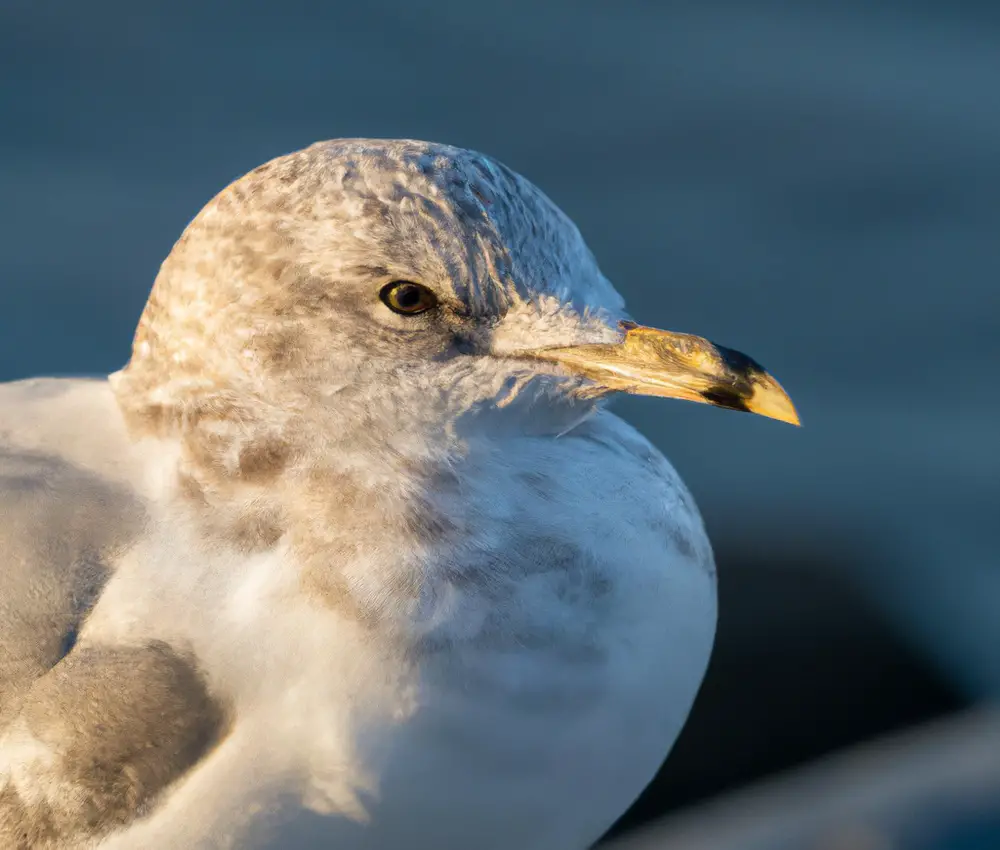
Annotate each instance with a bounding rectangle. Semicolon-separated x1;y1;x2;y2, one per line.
109;140;624;550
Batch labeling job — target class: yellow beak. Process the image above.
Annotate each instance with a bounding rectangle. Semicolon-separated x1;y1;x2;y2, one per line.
522;321;800;426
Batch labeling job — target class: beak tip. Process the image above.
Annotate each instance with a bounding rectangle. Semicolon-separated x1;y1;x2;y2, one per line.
775;407;802;427
745;378;801;427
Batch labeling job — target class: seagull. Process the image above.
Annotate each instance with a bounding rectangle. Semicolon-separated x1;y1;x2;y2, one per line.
0;139;798;850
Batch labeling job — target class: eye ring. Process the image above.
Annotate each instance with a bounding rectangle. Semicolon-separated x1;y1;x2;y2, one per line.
379;281;439;315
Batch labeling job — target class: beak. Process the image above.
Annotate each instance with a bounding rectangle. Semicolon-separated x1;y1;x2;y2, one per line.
520;321;800;426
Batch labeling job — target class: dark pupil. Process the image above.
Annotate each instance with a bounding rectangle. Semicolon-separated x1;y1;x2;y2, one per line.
395;285;422;309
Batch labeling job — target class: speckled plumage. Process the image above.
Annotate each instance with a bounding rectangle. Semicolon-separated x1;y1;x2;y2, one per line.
0;139;717;849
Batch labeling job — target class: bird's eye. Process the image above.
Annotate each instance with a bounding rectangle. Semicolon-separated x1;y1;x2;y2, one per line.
379;281;438;315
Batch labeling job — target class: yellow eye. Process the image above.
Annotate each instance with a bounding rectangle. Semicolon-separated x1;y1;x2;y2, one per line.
379;281;438;315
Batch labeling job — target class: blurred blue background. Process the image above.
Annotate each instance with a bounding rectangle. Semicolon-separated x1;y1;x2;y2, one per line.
1;1;997;847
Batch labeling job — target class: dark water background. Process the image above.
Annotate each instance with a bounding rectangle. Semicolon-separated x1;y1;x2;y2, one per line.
2;2;998;846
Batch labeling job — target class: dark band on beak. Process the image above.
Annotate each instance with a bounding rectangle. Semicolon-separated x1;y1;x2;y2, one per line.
701;345;768;413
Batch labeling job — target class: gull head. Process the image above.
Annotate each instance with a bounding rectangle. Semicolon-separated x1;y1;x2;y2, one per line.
111;139;796;481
